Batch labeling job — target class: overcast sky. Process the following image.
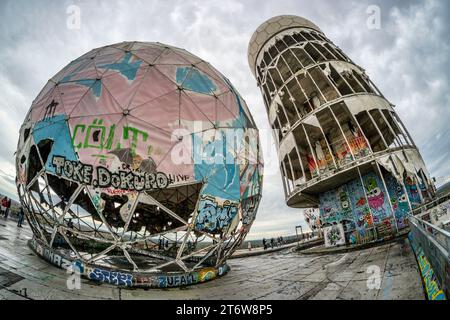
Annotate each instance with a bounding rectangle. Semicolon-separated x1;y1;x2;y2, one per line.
0;0;448;240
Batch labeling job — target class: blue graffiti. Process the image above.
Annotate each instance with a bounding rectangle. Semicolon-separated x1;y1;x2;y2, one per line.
98;52;142;81
32;114;78;174
319;190;341;224
176;66;217;94
193;130;240;201
60;52;142;98
222;76;256;129
319;171;398;233
347;178;371;229
384;173;409;229
195;197;238;232
88;268;133;287
404;174;421;208
60;61;104;98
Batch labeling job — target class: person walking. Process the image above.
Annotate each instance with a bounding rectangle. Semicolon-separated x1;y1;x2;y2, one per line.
270;238;274;249
66;219;74;237
17;207;25;227
1;197;7;218
262;238;267;250
247;241;252;251
4;197;11;219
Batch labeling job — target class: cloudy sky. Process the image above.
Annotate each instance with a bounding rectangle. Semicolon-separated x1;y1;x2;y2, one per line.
0;0;448;239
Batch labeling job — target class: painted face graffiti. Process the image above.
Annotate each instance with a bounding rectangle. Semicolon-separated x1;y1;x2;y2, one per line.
339;191;351;213
366;183;384;211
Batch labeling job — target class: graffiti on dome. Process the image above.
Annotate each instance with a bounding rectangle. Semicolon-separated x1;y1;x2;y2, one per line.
51;155;169;190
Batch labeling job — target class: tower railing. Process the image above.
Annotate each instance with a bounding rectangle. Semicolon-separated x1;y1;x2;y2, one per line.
406;193;450;299
286;145;417;201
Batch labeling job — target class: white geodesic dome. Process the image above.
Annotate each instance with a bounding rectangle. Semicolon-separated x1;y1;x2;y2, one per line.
16;42;263;287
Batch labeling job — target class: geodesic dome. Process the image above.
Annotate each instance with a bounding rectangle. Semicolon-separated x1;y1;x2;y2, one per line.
15;41;263;288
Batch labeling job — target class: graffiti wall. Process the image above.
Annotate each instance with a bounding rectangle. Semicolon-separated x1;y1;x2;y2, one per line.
304;208;321;233
362;171;392;225
404;174;422;208
318;168;425;244
383;171;410;230
319;190;341;225
408;234;446;300
347;178;372;231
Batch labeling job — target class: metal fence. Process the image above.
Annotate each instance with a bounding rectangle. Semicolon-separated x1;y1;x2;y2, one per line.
411;193;450;217
407;196;450;300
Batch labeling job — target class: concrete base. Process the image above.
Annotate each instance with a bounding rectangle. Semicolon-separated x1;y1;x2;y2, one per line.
0;218;424;300
27;236;229;289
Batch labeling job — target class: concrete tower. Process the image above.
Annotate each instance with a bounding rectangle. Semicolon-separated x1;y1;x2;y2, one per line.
248;15;435;245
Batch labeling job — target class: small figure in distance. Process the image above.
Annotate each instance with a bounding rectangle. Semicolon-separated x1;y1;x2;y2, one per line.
17;207;25;228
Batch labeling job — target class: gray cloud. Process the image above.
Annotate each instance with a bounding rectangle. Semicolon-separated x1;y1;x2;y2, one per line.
0;0;448;239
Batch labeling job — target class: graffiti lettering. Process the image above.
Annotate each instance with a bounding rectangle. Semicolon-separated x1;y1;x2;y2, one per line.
159;274;197;288
88;268;133;287
29;239;72;270
416;247;446;300
72;119;149;156
167;174;190;184
52;155;169;191
53;155;93;185
409;234;446;300
195;196;238;232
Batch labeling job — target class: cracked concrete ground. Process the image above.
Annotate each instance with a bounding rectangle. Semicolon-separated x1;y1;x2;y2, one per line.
0;218;425;300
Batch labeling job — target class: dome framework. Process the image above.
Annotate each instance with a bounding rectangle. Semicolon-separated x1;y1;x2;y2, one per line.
16;42;263;287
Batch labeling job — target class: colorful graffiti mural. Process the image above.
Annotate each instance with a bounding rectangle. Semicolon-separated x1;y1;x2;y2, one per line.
319;190;341;225
347;178;373;230
318;168;427;244
384;172;410;230
404;174;422;208
409;234;446;300
362;172;392;225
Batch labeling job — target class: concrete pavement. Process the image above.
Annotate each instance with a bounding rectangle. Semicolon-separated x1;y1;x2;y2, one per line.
0;218;425;300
